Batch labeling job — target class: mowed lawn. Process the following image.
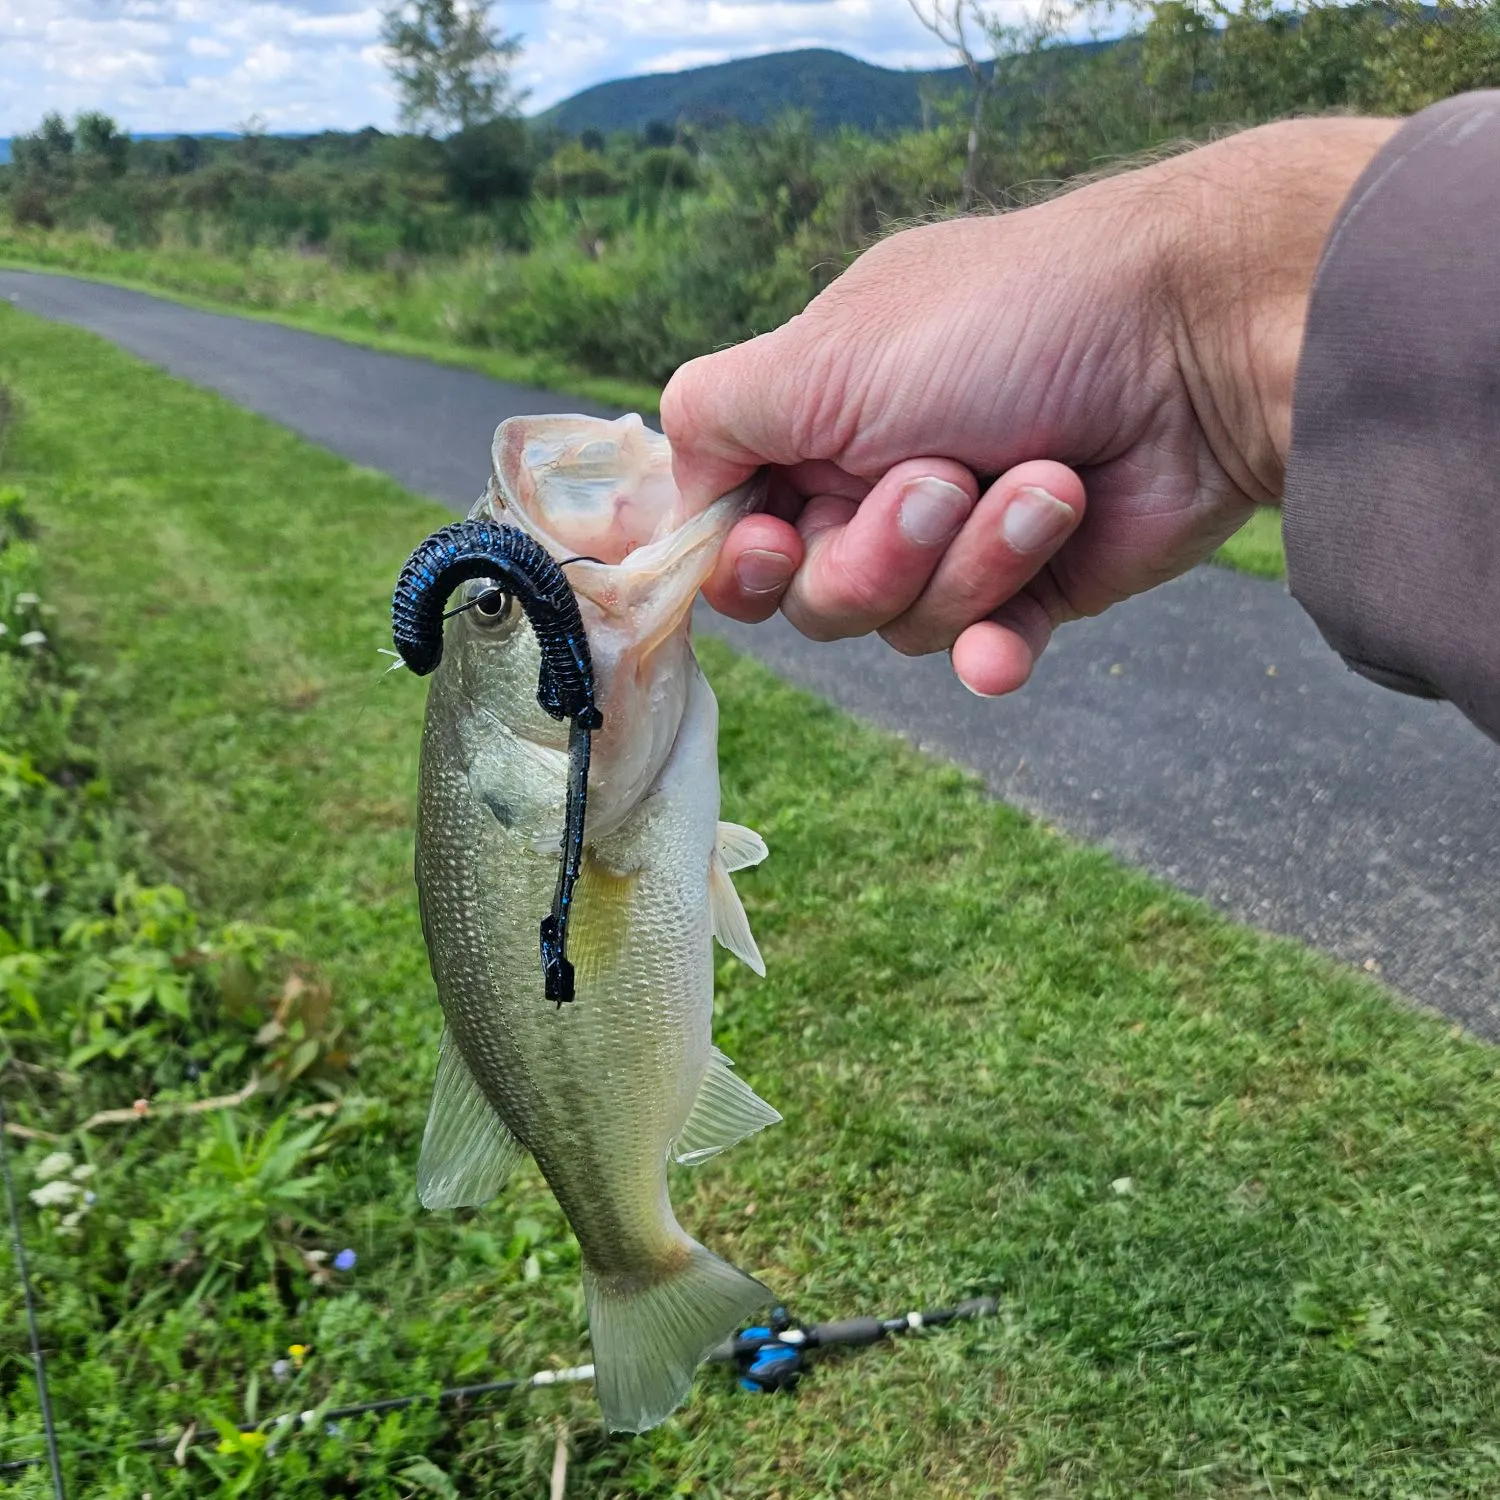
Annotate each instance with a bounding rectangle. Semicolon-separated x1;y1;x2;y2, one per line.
2;304;1498;1497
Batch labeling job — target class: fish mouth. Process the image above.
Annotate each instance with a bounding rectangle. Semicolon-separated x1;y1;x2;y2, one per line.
479;412;762;851
491;413;688;566
485;413;761;630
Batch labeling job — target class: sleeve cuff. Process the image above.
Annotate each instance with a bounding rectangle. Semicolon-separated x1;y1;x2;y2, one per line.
1282;91;1500;739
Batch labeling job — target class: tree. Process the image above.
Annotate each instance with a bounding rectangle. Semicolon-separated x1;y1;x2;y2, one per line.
908;0;998;208
443;115;532;205
11;113;74;181
73;111;130;180
9;113;78;227
380;0;525;136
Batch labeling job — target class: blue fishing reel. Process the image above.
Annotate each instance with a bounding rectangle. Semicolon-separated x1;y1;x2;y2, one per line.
710;1295;998;1398
734;1309;804;1394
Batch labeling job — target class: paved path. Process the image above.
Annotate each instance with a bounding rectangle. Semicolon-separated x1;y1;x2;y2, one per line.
5;269;1498;1036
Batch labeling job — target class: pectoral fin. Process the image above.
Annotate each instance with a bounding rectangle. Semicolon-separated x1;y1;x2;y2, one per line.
418;1026;525;1209
672;1046;781;1165
716;822;768;873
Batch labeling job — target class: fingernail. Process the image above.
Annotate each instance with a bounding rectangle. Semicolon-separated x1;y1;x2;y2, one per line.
1001;487;1075;554
898;478;971;547
735;549;794;595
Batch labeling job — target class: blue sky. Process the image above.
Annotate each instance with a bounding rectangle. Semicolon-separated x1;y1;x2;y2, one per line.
0;0;983;137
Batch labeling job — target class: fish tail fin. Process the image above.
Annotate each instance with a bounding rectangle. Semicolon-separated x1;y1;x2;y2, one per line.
583;1241;772;1433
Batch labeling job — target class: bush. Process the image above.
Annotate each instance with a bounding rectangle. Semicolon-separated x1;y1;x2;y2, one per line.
443;116;533;206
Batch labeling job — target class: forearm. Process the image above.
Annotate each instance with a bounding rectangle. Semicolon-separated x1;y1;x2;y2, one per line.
1161;117;1401;504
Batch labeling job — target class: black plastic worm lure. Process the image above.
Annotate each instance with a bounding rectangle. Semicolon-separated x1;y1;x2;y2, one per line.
392;519;604;1007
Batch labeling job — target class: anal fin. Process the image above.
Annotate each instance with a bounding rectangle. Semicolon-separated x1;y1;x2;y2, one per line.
672;1046;780;1165
418;1025;525;1209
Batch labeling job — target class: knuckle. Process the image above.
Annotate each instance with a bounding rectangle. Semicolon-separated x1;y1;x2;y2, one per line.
878;620;945;658
781;603;846;643
811;552;896;627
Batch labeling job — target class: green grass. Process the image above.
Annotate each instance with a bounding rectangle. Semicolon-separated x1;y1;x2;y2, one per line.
3;303;1495;1498
1213;506;1287;579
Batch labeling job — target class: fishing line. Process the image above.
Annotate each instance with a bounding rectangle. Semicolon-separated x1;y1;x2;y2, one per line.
0;1295;997;1477
0;1087;68;1500
441;555;604;622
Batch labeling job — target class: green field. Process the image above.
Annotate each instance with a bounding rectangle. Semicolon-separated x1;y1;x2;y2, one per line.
4;305;1495;1497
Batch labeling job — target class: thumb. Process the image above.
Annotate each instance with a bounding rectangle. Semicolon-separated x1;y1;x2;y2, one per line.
661;319;835;511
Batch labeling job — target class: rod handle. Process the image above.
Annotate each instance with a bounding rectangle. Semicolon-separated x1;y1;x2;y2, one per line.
806;1316;887;1347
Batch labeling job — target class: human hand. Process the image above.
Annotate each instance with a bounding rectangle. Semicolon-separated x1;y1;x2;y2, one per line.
661;117;1397;695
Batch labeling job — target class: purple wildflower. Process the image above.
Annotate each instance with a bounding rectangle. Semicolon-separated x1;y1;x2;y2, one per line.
333;1248;356;1272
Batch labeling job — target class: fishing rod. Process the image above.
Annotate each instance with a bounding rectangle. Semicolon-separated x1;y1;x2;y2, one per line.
0;1293;998;1476
709;1295;1000;1394
0;1088;67;1499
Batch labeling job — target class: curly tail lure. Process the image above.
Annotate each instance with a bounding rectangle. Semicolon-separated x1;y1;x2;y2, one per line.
393;520;603;1006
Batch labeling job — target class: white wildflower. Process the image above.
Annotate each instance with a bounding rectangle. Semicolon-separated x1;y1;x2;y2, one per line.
18;630;46;648
15;591;40;606
0;621;8;636
69;1162;96;1182
35;1152;74;1182
30;1180;82;1208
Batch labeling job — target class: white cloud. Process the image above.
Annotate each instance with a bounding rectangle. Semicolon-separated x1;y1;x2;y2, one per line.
288;8;383;39
0;0;981;135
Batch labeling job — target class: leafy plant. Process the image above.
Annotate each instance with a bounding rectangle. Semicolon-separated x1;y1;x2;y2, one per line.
1290;1280;1394;1354
45;876;292;1071
251;966;351;1094
172;1113;330;1281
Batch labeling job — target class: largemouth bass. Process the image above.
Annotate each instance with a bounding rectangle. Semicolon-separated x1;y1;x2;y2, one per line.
399;413;778;1433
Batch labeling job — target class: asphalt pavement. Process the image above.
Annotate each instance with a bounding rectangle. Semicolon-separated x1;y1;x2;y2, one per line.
5;267;1497;1035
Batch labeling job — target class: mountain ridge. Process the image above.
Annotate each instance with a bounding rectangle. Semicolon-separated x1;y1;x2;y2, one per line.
0;45;1045;161
540;47;974;137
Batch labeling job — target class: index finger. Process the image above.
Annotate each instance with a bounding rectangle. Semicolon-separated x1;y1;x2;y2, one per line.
661;323;845;510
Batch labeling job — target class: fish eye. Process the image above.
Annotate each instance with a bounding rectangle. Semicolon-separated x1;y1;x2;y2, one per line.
473;590;515;627
461;580;518;630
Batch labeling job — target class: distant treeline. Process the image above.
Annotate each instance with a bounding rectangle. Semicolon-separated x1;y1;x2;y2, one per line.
3;0;1496;385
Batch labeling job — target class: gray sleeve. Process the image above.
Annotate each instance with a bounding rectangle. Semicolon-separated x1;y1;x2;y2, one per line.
1282;90;1500;740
